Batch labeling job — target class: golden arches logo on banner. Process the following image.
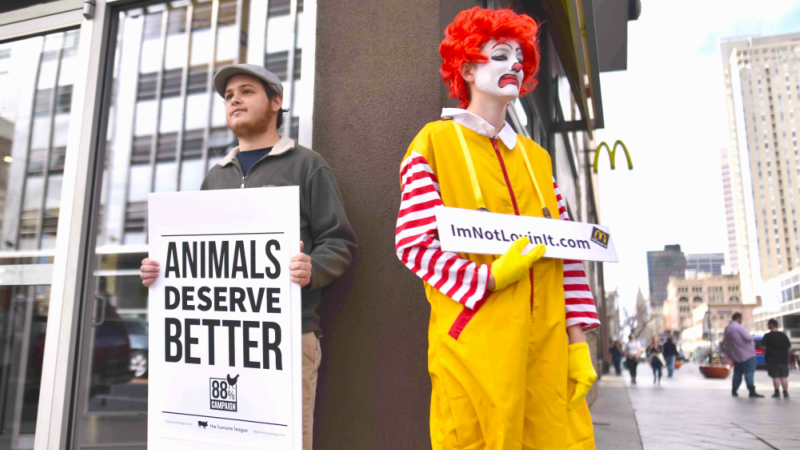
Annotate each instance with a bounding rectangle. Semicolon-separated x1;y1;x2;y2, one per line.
593;140;633;173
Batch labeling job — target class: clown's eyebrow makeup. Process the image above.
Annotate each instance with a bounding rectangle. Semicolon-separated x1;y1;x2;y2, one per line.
492;42;514;50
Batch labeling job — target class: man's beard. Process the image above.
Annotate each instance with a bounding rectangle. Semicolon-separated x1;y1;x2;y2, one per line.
228;107;275;138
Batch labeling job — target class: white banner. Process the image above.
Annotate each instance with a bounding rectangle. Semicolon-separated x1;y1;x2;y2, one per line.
435;206;618;262
148;187;302;450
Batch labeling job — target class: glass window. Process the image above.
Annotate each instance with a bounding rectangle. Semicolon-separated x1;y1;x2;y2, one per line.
70;1;313;447
0;28;80;447
265;0;307;139
74;2;247;446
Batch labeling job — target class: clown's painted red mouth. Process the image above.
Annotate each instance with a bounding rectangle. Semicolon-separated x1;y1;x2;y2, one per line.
499;74;520;88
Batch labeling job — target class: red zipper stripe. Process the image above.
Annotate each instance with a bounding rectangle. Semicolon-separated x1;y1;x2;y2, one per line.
492;139;535;311
491;140;520;216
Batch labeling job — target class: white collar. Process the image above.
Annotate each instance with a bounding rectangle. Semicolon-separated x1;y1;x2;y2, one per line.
219;135;295;167
441;108;518;149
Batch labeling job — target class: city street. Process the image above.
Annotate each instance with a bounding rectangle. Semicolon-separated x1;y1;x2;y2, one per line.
593;363;800;450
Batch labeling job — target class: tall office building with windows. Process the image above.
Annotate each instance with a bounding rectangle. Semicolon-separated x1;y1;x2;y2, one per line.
686;253;725;275
720;148;739;272
647;244;687;308
721;33;800;302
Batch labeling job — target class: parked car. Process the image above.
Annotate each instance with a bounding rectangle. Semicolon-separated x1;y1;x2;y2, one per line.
120;319;148;378
753;335;766;369
88;302;136;396
32;299;135;400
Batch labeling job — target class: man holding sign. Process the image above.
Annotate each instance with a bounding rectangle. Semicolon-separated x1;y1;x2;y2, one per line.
142;64;357;449
395;8;599;450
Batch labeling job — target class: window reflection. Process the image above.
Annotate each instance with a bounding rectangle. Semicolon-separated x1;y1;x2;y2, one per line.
76;2;313;446
0;27;79;449
0;30;78;253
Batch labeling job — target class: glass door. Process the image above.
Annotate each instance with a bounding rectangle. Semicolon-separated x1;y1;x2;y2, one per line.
0;28;81;449
70;0;313;446
71;1;245;448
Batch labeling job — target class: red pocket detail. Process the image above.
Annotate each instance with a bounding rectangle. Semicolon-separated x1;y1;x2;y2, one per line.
448;307;478;340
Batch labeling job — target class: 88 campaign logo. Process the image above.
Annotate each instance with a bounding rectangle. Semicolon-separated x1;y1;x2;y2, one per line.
209;374;239;412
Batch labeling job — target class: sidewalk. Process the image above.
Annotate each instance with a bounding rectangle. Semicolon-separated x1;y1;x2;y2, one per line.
592;362;800;450
590;375;643;450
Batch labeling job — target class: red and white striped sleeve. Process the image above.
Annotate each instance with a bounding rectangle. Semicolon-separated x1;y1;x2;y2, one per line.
553;178;601;331
395;151;490;310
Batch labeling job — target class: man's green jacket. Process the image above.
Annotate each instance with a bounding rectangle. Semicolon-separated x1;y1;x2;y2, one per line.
201;136;357;334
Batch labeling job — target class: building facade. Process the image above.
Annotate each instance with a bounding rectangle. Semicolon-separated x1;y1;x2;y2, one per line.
662;273;742;338
679;300;760;356
686;253;725;275
721;33;800;304
753;266;800;344
720;148;739;273
646;244;687;308
0;0;636;448
604;289;621;342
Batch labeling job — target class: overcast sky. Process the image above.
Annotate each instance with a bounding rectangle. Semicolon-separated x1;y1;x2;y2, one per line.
594;0;800;318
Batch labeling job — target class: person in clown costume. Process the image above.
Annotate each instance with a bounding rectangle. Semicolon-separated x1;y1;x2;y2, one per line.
395;7;600;450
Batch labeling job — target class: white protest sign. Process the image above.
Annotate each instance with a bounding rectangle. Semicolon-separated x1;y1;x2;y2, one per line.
435;206;618;262
148;187;302;450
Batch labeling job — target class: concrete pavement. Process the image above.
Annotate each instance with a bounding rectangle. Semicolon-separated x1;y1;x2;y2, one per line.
592;362;800;450
591;375;643;450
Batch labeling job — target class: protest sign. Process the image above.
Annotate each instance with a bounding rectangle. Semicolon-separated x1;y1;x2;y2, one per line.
147;187;302;450
435;206;618;262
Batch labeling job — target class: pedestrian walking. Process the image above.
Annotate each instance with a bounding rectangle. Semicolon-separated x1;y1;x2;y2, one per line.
723;312;764;398
623;333;642;385
762;319;791;398
663;337;678;377
140;64;358;450
610;341;624;376
646;336;665;386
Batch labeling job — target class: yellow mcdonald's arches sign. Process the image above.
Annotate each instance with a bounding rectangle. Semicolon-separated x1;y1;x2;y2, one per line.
593;140;633;173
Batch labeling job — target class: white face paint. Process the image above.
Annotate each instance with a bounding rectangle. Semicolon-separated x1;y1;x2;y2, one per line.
472;39;524;100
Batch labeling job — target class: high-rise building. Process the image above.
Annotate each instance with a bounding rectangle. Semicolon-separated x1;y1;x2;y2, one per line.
720;148;739;272
686;253;725;275
647;244;687;308
721;33;800;303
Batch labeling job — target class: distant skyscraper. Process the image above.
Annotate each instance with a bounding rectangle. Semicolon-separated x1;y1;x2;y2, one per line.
686;253;725;275
720;148;739;272
647;245;687;308
721;33;800;302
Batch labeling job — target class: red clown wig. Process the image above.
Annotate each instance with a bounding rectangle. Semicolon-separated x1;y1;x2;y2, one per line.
440;7;540;108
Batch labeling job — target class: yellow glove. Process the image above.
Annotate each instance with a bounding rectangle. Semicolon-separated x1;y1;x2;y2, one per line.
489;237;545;291
567;342;597;410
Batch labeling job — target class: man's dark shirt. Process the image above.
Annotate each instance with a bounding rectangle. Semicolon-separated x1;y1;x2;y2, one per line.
763;330;791;364
663;341;678;357
237;147;272;175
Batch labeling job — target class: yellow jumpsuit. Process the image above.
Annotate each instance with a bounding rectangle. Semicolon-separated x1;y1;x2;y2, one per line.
396;120;595;450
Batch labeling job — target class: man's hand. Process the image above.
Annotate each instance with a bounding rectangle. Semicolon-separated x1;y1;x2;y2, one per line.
140;258;160;287
290;241;312;288
567;342;598;410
